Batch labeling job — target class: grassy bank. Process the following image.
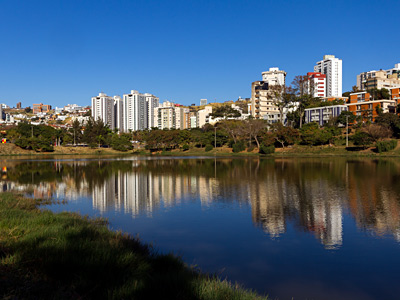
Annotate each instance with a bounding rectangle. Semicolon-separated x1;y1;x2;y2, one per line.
0;193;267;300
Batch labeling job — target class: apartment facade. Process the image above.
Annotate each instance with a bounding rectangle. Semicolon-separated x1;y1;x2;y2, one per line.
364;70;400;91
33;103;52;114
307;72;326;98
145;93;159;129
314;55;342;97
91;93;115;130
357;63;400;90
348;92;395;122
251;67;287;120
122;90;148;132
304;105;347;126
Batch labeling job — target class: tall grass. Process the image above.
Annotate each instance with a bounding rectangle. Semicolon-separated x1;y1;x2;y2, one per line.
0;193;267;299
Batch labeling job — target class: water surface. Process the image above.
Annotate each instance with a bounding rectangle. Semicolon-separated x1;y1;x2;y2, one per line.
1;156;400;300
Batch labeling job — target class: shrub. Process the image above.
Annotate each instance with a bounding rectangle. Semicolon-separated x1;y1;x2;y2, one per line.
182;144;190;151
376;139;398;153
232;141;246;153
205;144;213;152
259;143;275;154
352;131;374;149
247;145;255;152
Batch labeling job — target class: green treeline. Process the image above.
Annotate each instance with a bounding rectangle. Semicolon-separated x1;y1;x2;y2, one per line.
3;103;400;153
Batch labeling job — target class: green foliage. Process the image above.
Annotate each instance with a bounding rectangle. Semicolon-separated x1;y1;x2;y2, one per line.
352;131;374;148
376;140;398;153
259;143;275;154
271;123;300;147
209;105;241;119
300;123;320;145
83;117;111;147
182;144;190;151
205;144;213;152
15;137;54;152
367;88;391;100
299;123;338;146
336;111;357;126
232;141;246;153
111;134;133;151
11;122;57;152
375;113;400;138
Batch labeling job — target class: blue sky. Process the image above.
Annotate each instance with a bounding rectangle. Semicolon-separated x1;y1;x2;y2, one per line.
0;0;399;108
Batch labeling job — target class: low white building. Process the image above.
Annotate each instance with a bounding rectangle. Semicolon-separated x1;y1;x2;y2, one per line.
304;105;348;126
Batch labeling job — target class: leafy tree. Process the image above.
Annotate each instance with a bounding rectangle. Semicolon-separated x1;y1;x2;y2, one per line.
299;122;320;145
375;113;400;137
353;131;374;149
336;111;357;126
242;119;267;148
269;84;296;124
270;123;300;148
209;105;241;119
111;133;133;151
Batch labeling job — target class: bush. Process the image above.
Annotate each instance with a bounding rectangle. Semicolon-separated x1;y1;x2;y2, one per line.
232;141;246;153
352;131;374;149
205;144;213;152
259;143;275;154
247;145;255;152
376;140;398;153
182;144;190;151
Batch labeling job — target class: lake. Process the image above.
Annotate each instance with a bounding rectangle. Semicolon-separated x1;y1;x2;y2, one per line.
1;156;400;300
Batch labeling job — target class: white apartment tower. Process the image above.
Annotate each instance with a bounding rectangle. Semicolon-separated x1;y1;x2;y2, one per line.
122;90;148;132
114;96;123;130
252;67;287;119
144;93;159;129
314;55;342;97
91;92;115;130
262;67;286;86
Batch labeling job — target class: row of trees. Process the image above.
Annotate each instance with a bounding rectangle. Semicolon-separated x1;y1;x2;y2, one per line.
4;109;400;153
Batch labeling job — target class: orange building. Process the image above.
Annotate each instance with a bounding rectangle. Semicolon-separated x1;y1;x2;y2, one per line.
390;87;400;104
347;92;395;122
33;103;52;114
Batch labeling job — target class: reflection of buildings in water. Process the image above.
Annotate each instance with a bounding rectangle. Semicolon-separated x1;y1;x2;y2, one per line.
92;171;158;216
250;173;286;238
91;169;221;216
250;173;344;249
347;164;400;242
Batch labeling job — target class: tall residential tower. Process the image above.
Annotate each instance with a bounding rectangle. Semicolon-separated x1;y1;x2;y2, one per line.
314;55;342;97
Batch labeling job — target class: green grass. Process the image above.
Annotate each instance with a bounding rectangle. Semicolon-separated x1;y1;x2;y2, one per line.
0;193;267;300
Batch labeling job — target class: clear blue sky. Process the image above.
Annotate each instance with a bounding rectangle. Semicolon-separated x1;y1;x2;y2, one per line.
0;0;399;108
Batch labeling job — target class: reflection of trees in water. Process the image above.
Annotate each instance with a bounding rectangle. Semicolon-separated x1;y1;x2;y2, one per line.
2;157;400;244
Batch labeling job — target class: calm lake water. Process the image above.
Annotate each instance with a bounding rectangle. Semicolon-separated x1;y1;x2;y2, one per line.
1;156;400;300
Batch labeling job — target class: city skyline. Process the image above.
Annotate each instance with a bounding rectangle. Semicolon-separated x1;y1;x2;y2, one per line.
0;0;399;108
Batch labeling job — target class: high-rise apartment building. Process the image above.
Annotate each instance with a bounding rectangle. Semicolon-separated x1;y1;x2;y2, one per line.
314;55;342;97
307;72;326;98
145;93;159;129
122;90;148;132
154;101;189;129
92;90;159;132
357;64;400;90
91;93;115;130
251;67;287;120
262;67;286;85
114;96;123;130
